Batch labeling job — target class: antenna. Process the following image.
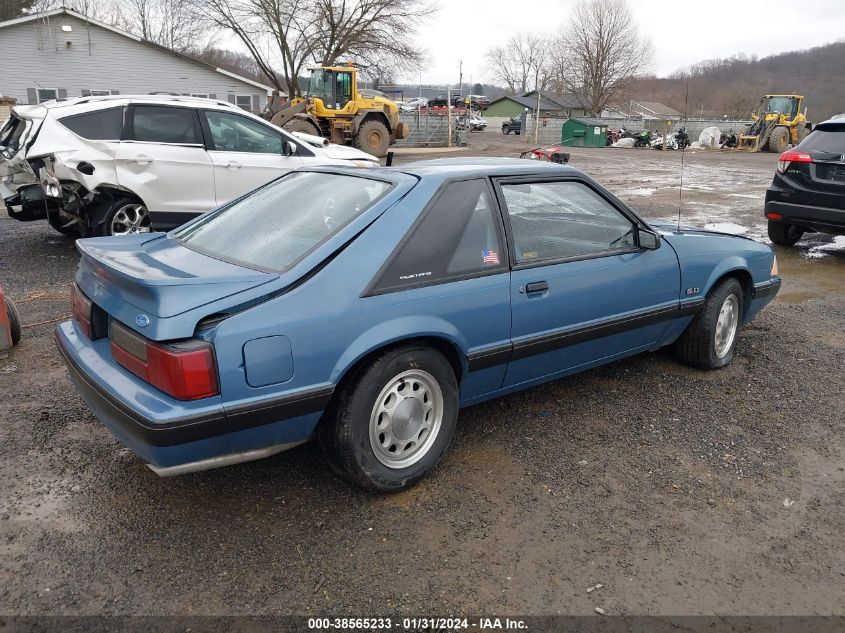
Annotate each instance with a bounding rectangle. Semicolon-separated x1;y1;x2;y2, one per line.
677;82;689;232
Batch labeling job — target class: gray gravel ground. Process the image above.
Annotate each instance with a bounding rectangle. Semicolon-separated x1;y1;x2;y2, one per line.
1;135;844;617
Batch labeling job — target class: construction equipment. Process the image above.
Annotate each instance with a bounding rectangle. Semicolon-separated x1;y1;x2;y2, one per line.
736;95;813;153
263;64;408;157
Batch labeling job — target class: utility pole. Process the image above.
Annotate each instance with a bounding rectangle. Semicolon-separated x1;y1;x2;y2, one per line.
447;84;452;147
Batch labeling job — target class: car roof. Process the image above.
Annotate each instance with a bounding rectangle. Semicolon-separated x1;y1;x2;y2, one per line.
309;158;581;183
13;94;240;118
814;118;845;130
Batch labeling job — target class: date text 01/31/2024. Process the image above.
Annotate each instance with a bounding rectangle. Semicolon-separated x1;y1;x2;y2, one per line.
307;617;528;630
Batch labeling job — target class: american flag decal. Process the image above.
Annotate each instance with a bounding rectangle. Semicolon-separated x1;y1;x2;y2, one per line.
482;249;500;265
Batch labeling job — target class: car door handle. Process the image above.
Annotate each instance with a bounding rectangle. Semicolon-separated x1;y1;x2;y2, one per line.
525;281;549;294
225;161;242;169
131;154;153;166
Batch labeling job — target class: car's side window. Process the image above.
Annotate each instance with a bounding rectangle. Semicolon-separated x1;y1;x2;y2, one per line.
369;179;506;294
500;180;636;263
130;105;200;144
202;110;285;154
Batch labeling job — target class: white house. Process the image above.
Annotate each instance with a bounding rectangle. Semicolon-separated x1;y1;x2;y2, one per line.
0;8;273;112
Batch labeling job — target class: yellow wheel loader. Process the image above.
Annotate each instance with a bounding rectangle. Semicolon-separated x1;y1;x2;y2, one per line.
736;95;813;153
264;64;408;157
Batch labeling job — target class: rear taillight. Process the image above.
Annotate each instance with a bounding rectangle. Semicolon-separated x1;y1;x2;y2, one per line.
70;283;92;338
110;321;219;400
777;150;812;174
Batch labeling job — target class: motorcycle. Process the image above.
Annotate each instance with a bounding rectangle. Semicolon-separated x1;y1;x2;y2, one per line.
650;132;678;151
720;129;738;149
633;130;653;147
605;128;623;146
675;127;690;150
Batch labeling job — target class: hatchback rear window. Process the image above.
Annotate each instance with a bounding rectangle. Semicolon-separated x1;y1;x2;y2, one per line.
0;115;27;155
59;107;123;140
173;171;392;272
799;125;845;153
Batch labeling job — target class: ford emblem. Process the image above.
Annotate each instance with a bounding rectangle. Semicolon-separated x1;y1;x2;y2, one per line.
135;314;150;328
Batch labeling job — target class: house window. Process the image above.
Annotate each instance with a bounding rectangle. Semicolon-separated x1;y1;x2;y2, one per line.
37;88;58;103
191;93;209;99
235;95;252;111
87;89;113;96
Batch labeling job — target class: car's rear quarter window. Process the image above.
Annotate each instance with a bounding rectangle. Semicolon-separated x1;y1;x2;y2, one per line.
368;178;507;294
59;107;123;140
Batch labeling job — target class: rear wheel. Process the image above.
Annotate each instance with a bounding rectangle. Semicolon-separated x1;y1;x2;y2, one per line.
282;117;322;137
674;278;744;370
47;208;82;237
319;343;459;491
99;198;150;237
354;119;391;157
6;298;21;345
768;220;804;246
768;126;789;153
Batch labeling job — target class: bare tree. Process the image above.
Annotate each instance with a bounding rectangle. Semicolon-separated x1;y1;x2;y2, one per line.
554;0;653;115
485;32;552;95
192;0;434;97
121;0;208;52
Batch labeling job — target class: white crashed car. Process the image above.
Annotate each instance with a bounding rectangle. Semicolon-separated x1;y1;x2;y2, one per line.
0;95;378;237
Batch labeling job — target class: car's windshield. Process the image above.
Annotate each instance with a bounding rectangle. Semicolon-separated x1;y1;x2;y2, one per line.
173;172;392;272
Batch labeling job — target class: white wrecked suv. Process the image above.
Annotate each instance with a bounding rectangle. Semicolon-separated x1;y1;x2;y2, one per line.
0;95;378;237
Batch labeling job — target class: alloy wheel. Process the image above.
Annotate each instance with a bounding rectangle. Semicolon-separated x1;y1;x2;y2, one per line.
368;369;444;469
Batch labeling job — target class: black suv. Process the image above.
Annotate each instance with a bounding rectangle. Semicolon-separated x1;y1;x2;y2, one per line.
765;118;845;245
502;117;522;135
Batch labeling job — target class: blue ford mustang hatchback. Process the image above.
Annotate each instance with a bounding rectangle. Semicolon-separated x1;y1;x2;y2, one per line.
56;159;781;491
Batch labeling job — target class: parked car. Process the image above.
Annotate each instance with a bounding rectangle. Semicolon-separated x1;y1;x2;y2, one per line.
467;94;491;109
400;97;428;112
458;114;487;131
56;158;780;491
502;117;522;135
764;117;845;245
427;95;449;107
0;95;378;238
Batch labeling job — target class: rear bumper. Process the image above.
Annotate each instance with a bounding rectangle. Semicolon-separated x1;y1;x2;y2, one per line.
765;197;845;235
55;321;330;473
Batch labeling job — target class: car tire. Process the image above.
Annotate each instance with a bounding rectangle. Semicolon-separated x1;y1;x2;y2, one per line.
674;278;744;370
768;126;789;153
319;343;459;492
282;117;321;136
515;131;520;136
47;209;82;238
354;120;391;157
502;128;509;135
6;298;21;346
99;198;151;237
767;220;804;246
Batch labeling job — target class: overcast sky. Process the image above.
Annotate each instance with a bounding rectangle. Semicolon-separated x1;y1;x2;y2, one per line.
410;0;845;86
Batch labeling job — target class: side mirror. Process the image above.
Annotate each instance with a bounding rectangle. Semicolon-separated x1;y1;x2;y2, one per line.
284;141;298;156
638;228;660;250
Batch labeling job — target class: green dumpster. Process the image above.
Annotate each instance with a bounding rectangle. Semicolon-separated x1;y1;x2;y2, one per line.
561;118;608;147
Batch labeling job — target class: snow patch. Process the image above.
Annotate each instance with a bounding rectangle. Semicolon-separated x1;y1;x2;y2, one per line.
704;222;749;235
805;236;845;259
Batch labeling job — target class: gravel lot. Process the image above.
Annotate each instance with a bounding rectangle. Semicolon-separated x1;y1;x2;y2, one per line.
1;134;844;617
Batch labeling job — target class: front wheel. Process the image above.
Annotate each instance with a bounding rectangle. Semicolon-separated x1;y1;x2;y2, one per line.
768;220;804;246
354;120;390;157
674;278;744;370
319;344;459;491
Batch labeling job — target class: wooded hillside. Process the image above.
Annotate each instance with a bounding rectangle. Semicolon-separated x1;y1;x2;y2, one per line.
622;41;845;122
